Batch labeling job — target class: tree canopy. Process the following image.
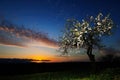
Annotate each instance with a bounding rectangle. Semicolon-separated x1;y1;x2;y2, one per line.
59;13;115;62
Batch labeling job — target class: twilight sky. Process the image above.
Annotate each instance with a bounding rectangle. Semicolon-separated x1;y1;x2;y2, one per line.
0;0;120;62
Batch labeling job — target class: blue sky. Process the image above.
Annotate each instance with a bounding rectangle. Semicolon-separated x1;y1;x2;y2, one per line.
0;0;120;62
0;0;120;40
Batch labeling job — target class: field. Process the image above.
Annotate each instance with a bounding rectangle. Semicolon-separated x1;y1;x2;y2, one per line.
0;62;120;80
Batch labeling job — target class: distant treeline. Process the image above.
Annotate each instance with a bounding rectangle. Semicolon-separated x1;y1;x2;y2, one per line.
0;58;35;64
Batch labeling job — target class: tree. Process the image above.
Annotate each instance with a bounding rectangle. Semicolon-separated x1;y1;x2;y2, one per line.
59;13;115;62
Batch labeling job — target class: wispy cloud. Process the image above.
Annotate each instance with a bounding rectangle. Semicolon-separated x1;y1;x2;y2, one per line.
0;20;58;48
98;47;120;62
100;47;120;56
0;31;28;47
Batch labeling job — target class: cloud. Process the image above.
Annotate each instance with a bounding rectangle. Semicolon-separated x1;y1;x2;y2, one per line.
98;47;120;62
40;59;51;61
0;19;58;48
0;58;50;63
100;47;120;56
0;31;28;47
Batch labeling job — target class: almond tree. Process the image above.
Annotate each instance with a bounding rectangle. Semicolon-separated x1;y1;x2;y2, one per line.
59;13;114;62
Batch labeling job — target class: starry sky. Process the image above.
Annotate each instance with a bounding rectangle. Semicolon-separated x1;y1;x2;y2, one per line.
0;0;120;62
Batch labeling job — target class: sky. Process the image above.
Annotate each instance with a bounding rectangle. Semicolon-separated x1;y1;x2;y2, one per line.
0;0;120;62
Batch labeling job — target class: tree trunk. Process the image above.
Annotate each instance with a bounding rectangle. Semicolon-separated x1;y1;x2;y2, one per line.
87;45;96;73
87;45;95;62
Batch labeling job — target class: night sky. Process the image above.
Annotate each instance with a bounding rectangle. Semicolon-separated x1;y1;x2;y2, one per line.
0;0;120;62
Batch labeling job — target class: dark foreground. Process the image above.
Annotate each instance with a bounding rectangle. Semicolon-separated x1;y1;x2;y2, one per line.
0;62;120;80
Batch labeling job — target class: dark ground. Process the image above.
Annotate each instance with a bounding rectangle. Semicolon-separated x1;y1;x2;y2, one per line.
0;62;120;75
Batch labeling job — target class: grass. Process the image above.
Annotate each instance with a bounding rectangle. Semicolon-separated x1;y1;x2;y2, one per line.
0;68;120;80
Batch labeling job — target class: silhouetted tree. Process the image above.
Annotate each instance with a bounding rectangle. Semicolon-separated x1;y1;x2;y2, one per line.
59;13;115;62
